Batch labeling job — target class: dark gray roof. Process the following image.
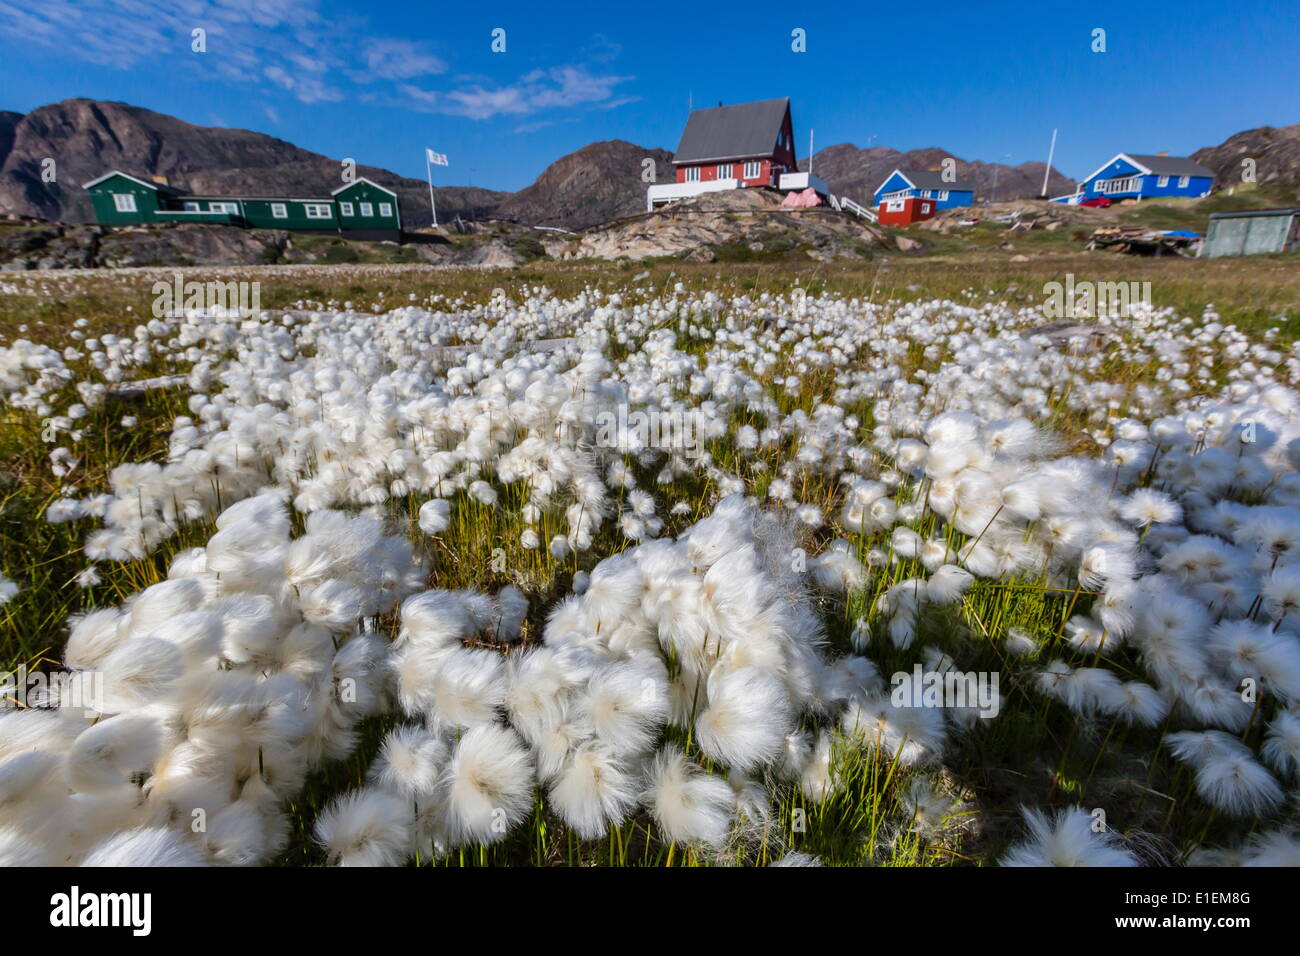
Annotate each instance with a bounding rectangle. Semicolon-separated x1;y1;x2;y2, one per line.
898;169;974;191
673;98;790;164
1127;154;1214;177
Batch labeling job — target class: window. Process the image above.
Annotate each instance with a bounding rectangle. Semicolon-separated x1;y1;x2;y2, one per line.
339;202;354;216
716;164;732;180
360;202;374;217
271;203;288;219
113;193;137;212
210;202;238;214
1157;175;1169;187
304;204;333;219
183;201;200;212
886;199;905;212
684;167;700;182
378;203;393;218
743;161;762;180
937;190;949;201
1178;175;1189;187
922;203;931;213
1097;175;1140;195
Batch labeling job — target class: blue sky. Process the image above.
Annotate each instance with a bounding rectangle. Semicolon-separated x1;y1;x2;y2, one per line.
0;0;1296;191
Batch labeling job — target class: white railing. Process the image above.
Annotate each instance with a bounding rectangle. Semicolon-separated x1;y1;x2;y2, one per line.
838;195;877;223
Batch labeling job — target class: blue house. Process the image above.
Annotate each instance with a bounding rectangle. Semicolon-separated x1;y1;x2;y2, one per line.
1053;153;1214;204
873;168;974;211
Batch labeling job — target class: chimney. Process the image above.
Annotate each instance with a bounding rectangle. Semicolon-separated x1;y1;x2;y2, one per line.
1155;151;1169;157
151;174;170;186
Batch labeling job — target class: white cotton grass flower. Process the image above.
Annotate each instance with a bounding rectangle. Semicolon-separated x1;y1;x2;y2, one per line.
1261;710;1300;780
695;666;793;772
314;788;414;866
642;745;736;847
80;827;209;867
1165;731;1285;816
547;742;638;839
442;725;535;846
368;725;447;800
1118;488;1182;527
1000;806;1138;867
770;851;823;866
0;572;18;604
1004;627;1037;657
418;499;451;535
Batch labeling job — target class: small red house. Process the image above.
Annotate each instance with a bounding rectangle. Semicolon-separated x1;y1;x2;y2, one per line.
672;97;797;188
877;196;937;226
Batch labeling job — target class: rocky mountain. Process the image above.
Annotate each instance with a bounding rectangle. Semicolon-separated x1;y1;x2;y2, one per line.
491;140;673;230
1192;124;1300;192
0;99;506;227
799;143;1075;203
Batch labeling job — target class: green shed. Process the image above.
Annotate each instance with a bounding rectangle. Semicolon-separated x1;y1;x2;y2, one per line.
1203;208;1300;258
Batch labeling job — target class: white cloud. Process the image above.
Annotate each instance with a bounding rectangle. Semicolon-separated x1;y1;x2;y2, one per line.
0;0;439;105
0;1;636;123
361;38;447;80
406;65;634;120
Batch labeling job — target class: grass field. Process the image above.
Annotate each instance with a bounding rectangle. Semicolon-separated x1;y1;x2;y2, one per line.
2;252;1298;867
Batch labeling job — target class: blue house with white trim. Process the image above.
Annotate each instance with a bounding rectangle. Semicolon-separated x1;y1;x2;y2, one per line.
872;168;975;211
1052;153;1214;204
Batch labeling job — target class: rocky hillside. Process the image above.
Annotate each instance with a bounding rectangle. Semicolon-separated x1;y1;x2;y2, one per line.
543;189;889;263
800;144;1075;203
0;99;506;227
491;140;673;230
1192;124;1300;191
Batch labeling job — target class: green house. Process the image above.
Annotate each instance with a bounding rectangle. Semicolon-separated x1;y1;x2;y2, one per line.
82;170;402;239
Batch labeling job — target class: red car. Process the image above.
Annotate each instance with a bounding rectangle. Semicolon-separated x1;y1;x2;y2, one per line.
1080;196;1112;208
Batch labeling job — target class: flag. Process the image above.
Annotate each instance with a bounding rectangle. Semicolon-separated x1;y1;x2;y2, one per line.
425;148;448;167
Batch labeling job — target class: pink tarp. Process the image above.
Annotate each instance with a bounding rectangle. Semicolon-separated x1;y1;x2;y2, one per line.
780;187;822;208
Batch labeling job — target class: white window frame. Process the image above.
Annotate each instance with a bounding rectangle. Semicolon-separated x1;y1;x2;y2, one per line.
684;167;700;182
271;203;288;219
183;201;200;212
937;190;949;201
885;198;905;212
715;164;732;180
210;201;238;215
339;201;354;216
881;188;910;201
743;161;762;179
1096;175;1141;195
378;202;393;218
304;203;333;219
1178;175;1190;187
113;193;137;212
1157;175;1169;187
359;202;374;217
921;203;931;213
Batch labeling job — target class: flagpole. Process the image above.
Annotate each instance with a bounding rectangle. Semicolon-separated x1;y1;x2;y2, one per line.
426;152;438;228
1041;128;1058;198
